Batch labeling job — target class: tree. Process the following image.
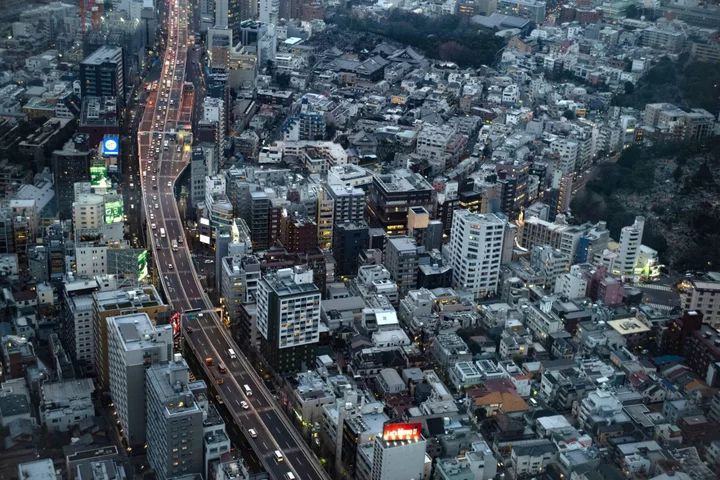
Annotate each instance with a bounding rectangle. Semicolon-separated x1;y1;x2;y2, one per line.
693;162;714;185
626;4;639;19
624;81;635;95
276;73;290;88
673;165;683;182
562;109;575;120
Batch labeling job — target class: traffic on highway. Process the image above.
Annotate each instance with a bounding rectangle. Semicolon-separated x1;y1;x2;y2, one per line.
135;1;329;479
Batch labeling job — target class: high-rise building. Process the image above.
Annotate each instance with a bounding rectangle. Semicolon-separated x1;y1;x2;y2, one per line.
477;0;498;15
332;221;369;276
279;210;318;253
145;355;204;480
361;430;427;480
52;134;94;220
61;278;100;376
215;0;229;27
366;169;434;236
106;313;174;449
327;184;364;224
282;98;325;141
317;187;335;249
259;0;279;24
250;191;270;250
190;148;207;208
450;210;506;298
93;286;168;392
617;216;644;276
384;237;422;298
257;267;320;373
80;46;125;107
220;254;261;329
498;0;546;23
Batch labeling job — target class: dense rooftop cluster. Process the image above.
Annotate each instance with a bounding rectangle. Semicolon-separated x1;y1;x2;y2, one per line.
1;0;720;480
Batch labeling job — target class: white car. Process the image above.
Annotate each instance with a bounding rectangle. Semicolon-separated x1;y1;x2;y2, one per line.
151;223;156;230
154;204;159;209
248;428;257;438
168;264;174;269
153;195;158;200
167;181;172;187
241;401;249;410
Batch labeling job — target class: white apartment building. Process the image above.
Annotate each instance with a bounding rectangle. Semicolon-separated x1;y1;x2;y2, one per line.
554;264;589;299
73;188;104;229
75;244;108;278
520;215;586;260
106;313;174;448
551;137;579;176
617;216;644;276
450;210;506;298
367;434;427;480
680;273;720;328
257;267;320;348
416;124;456;162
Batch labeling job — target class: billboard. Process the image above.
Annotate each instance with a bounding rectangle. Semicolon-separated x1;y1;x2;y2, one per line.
170;311;181;337
103;136;120;156
90;165;110;189
382;423;422;442
104;200;124;224
138;250;149;282
199;234;211;244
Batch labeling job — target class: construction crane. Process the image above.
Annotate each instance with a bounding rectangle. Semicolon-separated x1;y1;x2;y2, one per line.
80;0;103;42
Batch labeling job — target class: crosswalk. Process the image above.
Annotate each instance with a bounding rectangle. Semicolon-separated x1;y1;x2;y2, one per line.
638;284;673;292
645;303;675;311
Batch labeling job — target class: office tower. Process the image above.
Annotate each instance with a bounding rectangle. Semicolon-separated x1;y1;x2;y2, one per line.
94;286;167;392
106;313;174;449
366;428;427;480
617;216;645;276
257;267;320;373
52;134;93;220
145;355;204;480
332;221;369;276
450;210;506;298
80;46;125;106
367;169;434;236
384;236;422;298
327;184;364;224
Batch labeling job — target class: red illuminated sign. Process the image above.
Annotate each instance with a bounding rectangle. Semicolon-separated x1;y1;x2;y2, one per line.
382;423;422;441
171;312;181;337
